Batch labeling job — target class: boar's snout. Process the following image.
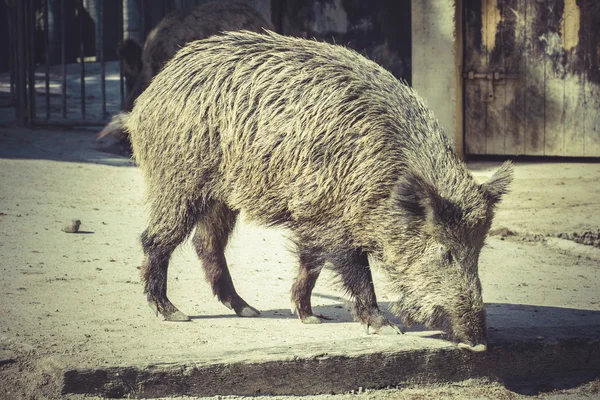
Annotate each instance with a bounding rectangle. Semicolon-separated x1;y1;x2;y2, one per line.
458;342;487;352
453;306;487;352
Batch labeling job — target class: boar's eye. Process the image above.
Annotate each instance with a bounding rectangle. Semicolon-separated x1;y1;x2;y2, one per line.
440;246;453;266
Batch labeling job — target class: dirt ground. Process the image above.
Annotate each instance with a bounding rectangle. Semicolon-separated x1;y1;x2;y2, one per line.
0;126;599;399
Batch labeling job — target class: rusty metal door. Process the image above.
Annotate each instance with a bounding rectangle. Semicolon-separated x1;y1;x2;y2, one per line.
464;0;600;157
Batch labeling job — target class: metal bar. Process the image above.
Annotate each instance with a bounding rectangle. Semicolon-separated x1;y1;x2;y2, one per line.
100;0;106;118
33;119;111;127
61;0;67;118
141;0;145;40
44;0;50;119
15;0;27;125
119;0;124;108
7;2;16;97
79;0;86;119
24;0;30;118
463;71;519;80
23;0;30;121
27;0;37;123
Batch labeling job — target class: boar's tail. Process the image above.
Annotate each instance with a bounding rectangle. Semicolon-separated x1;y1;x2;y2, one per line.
116;38;143;78
97;112;130;141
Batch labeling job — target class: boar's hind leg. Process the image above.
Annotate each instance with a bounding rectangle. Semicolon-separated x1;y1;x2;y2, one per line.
335;249;403;335
140;202;200;321
291;246;325;324
193;202;260;318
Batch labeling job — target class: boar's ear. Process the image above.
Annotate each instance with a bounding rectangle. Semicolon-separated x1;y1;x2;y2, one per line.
426;193;463;226
394;173;461;225
482;161;514;206
394;173;428;219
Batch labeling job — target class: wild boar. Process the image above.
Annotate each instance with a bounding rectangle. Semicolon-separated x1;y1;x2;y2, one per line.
109;30;513;351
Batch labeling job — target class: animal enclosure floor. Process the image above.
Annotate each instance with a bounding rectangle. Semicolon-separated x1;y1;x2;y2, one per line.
0;127;599;399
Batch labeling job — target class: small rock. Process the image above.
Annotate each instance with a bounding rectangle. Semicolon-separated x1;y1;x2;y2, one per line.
489;227;515;237
62;220;81;233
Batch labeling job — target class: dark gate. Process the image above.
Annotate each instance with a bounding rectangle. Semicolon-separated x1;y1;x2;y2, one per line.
1;0;197;127
464;0;600;157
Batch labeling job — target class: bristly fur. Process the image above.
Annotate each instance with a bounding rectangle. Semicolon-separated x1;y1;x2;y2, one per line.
97;113;130;140
482;161;514;205
127;30;513;343
97;0;272;142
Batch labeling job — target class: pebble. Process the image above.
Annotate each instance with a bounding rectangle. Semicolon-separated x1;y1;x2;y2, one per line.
62;219;81;233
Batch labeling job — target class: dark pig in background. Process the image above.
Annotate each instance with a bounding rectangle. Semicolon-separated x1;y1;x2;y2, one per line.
98;0;272;144
108;30;513;352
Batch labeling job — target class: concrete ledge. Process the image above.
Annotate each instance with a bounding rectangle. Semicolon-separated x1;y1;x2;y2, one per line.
55;326;600;398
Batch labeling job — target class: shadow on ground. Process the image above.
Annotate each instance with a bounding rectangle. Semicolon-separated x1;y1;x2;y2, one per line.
189;300;600;333
0;127;132;166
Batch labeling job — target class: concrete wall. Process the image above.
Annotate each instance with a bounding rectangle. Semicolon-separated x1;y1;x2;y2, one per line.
412;0;463;155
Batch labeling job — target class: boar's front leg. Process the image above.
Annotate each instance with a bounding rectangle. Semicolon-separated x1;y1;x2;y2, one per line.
334;248;403;335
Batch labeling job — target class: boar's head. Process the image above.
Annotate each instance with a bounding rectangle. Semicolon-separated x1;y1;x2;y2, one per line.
383;161;513;351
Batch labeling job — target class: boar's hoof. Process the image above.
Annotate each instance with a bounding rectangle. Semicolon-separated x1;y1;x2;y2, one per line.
363;314;403;335
236;305;261;318
301;315;322;324
457;343;487;352
366;323;403;335
222;300;260;317
148;300;190;322
164;310;191;322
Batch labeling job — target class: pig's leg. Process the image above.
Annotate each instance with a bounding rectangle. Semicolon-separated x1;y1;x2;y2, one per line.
335;248;403;335
141;196;201;322
291;246;325;324
193;202;259;317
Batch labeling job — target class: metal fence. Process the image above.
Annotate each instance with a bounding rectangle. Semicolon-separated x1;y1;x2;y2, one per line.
3;0;408;128
2;0;192;127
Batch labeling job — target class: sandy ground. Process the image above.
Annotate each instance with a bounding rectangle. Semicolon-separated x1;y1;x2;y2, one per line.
0;127;599;399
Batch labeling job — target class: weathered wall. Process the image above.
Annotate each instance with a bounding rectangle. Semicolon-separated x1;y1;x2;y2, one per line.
412;0;463;153
463;0;600;157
